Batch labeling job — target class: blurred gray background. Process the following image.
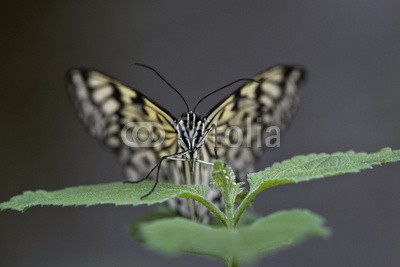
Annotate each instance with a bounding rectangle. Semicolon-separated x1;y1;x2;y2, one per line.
1;1;400;266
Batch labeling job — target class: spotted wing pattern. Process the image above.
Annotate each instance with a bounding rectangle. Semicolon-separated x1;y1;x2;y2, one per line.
203;66;306;179
67;69;178;183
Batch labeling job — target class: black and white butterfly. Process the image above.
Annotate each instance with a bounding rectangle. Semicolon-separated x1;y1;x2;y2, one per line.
67;64;305;223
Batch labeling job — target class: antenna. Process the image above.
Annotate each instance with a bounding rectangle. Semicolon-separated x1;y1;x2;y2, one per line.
193;78;259;112
135;63;190;112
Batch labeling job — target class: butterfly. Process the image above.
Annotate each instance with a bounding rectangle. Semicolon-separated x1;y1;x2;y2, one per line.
67;63;306;223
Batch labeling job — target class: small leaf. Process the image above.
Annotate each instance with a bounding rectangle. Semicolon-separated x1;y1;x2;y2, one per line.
0;181;207;212
135;209;329;263
248;148;400;196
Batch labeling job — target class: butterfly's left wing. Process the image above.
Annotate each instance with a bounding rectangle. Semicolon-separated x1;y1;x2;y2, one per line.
203;65;306;179
67;69;179;182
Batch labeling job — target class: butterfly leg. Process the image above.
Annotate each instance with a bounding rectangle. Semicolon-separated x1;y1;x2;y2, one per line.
123;163;159;184
169;156;213;166
169;156;213;167
139;157;164;199
166;157;186;161
195;159;213;166
124;150;190;199
140;150;190;199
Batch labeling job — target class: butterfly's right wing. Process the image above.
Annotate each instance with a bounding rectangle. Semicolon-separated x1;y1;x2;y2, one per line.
67;69;179;182
203;65;306;179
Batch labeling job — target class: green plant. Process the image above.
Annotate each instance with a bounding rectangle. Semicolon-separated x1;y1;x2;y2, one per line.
1;148;400;266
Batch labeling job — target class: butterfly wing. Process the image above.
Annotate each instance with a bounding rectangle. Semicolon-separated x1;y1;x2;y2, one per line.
67;69;179;182
203;65;306;179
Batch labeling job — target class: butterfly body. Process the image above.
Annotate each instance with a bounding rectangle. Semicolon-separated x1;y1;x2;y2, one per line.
176;111;208;159
67;65;306;223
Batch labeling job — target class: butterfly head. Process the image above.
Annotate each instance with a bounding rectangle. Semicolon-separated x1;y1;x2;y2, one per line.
176;111;207;153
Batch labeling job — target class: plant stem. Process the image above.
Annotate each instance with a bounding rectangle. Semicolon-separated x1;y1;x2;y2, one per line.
233;190;256;226
225;191;235;229
226;256;239;267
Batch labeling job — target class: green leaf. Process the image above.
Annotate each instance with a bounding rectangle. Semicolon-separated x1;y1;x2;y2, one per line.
0;181;207;212
134;209;329;263
248;147;400;197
